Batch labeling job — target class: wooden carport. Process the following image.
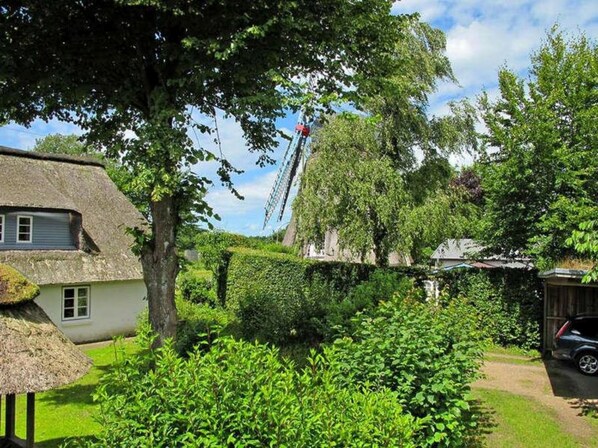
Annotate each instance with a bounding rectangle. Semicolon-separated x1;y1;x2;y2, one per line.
540;268;598;352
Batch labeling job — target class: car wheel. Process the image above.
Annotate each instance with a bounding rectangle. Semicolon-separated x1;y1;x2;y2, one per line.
576;352;598;376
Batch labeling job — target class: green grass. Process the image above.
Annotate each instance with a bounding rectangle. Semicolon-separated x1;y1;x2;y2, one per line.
473;389;598;448
484;343;542;359
484;344;544;366
0;339;140;447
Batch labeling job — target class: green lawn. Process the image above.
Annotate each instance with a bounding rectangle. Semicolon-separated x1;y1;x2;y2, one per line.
473;389;598;448
0;340;139;447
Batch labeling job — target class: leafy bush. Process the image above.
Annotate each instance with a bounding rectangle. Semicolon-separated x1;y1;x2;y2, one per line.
137;298;239;356
436;268;543;350
76;337;420;447
322;271;416;339
177;268;217;307
329;291;484;447
175;300;239;356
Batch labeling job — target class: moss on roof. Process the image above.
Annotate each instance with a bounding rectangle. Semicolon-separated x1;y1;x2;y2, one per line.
0;264;40;306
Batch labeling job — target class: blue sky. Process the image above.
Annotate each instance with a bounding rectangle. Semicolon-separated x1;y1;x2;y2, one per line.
1;0;596;236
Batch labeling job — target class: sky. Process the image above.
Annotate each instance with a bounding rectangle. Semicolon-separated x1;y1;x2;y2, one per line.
1;0;596;236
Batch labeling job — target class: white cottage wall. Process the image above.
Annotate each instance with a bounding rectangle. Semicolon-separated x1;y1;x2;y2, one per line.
35;280;147;343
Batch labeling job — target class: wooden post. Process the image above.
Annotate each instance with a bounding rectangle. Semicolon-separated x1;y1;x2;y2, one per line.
5;393;16;440
26;393;35;448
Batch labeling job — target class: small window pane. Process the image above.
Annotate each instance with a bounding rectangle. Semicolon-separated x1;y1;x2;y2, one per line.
64;298;75;308
78;306;88;316
64;289;75;298
78;297;88;307
64;309;74;318
78;288;87;298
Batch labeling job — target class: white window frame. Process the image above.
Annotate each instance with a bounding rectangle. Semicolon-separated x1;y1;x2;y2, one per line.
0;215;4;243
62;286;91;321
16;215;33;243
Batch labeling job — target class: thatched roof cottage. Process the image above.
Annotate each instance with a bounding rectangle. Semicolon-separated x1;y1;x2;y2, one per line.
0;146;147;342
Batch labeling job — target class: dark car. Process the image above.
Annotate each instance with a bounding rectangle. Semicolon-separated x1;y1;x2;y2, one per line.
553;315;598;376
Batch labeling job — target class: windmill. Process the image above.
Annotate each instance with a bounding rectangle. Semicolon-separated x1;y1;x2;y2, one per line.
263;111;313;229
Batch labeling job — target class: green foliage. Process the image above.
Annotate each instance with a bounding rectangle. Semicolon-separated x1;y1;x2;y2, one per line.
321;271;415;339
78;338;419;447
329;292;485;447
193;230;295;276
223;249;310;344
294;17;478;266
174;300;239;356
220;248;428;345
0;0;406;344
201;247;409;349
177;268;216;306
294;115;410;266
32;134;93;157
436;269;543;351
567;220;598;283
478;28;598;267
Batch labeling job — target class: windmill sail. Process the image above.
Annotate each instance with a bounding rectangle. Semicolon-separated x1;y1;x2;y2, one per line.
263;113;311;229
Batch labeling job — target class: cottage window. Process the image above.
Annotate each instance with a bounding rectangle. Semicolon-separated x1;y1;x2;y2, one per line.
0;215;4;243
62;286;90;320
17;215;33;243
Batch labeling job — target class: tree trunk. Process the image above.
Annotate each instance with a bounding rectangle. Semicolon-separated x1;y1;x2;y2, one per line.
372;218;391;267
373;241;389;268
141;195;179;348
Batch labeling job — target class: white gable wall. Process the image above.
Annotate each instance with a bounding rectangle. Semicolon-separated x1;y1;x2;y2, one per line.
35;280;147;343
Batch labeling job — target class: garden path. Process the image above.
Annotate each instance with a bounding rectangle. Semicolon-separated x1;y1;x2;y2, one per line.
474;359;598;445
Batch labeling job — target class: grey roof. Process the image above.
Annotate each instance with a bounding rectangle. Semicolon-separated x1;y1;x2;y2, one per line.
431;239;484;260
0;147;145;285
538;268;588;279
431;238;531;265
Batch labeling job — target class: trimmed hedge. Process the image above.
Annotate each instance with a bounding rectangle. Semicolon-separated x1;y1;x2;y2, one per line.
216;248;544;350
217;248;427;345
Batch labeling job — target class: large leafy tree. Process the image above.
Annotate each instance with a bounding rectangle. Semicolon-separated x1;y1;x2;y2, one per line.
478;29;598;268
294;113;478;266
294;18;478;266
0;1;403;345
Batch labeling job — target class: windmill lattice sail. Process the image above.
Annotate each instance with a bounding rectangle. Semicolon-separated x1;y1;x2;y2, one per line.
263;113;311;229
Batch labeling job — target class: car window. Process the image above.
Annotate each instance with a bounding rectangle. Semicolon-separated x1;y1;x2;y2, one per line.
572;318;598;338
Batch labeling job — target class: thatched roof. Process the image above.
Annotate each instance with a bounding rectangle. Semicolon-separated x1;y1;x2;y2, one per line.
0;146;145;285
0;264;91;394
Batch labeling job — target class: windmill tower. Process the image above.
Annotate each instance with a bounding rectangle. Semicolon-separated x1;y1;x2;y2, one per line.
262;112;312;229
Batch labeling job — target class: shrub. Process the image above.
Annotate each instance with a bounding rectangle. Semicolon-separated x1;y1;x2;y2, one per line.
177;269;217;307
436;268;543;350
322;271;416;339
175;300;239;355
137;299;239;356
75;338;420;447
328;290;484;447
